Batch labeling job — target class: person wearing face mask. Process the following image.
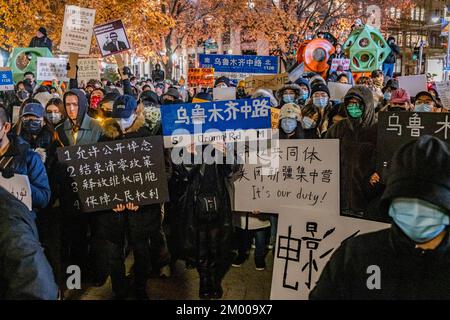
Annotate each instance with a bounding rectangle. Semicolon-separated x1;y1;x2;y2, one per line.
0;107;50;216
278;103;304;139
45;98;65;132
88;88;106;119
371;69;384;90
379;79;399;112
380;88;412;112
91;95;171;299
16;101;65;298
214;76;231;89
413;91;444;113
277;83;301;108
236;80;249;99
304;82;334;137
311;135;450;299
294;78;311;106
326;86;378;217
300;104;322;139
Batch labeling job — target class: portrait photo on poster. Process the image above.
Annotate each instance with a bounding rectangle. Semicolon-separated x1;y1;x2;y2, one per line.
94;20;131;57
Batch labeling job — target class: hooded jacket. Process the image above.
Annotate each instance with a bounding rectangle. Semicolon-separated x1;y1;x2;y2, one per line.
310;136;450;300
56;89;102;146
326;86;378;215
0;187;57;299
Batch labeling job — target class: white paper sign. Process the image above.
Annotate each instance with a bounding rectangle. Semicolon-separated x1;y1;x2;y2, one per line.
77;58;101;85
398;74;427;97
0;174;32;211
37;57;68;81
213;87;236;101
328;82;353;101
234;139;340;214
12;106;21;124
270;209;389;300
366;5;381;29
435;81;450;109
60;5;96;55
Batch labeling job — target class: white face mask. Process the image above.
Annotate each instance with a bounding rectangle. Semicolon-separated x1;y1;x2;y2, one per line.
115;114;136;133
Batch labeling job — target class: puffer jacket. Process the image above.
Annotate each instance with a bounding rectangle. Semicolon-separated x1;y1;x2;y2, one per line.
326;86;378;216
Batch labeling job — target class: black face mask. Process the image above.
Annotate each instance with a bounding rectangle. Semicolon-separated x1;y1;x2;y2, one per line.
17;90;29;101
23;119;42;135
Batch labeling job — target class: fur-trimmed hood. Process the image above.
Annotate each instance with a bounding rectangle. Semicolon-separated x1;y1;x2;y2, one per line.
101;110;146;139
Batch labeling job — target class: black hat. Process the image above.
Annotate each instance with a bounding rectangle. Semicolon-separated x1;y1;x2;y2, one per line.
380;135;450;215
38;27;47;37
163;87;180;100
382;79;399;93
214;76;231;88
194;92;213;102
310;82;330;98
414;91;439;106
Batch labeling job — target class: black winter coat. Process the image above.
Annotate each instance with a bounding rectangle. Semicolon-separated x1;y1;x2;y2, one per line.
0;187;57;299
310;224;450;300
326;86;378;216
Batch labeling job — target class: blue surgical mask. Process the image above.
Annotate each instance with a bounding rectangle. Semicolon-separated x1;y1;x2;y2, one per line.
301;116;317;130
283;94;295;104
301;91;309;102
389;198;449;243
384;92;391;101
280;118;297;134
313;97;328;108
414;103;431;112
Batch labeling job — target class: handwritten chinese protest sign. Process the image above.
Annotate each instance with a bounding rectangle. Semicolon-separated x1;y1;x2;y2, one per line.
435;81;450;110
271;210;388;300
0;174;32;211
233;138;389;299
77;58;101;86
244;73;289;94
377;111;450;170
60;5;96;55
188;68;214;88
199;54;278;74
234;139;340;214
0;68;14;91
161;98;272;147
37;57;68;81
56;137;169;213
94;20;131;57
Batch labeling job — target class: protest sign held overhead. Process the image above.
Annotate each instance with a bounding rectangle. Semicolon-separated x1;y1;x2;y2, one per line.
57;137;169;213
36;57;68;81
188;68;214;88
199;54;278;74
94;20;131;57
60;5;96;55
328;82;352;102
397;74;428;97
77;58;101;85
161;98;272;148
435;81;450;110
244;73;289;94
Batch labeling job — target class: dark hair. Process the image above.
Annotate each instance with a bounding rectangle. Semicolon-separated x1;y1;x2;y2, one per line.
34;86;51;94
336;74;348;82
46;97;66;116
356;76;373;86
110;32;118;37
142;84;152;91
24;71;35;78
302;103;323;125
371;69;383;78
130;76;137;82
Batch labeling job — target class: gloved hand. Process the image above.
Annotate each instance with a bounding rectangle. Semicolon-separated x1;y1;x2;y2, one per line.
34;147;47;164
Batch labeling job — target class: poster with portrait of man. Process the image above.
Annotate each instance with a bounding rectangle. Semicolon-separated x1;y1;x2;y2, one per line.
93;20;131;57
